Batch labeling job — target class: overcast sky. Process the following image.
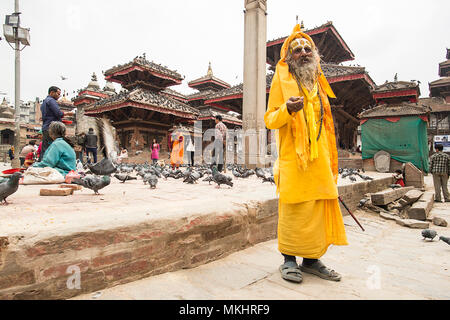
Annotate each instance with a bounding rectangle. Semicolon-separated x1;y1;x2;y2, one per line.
0;0;449;104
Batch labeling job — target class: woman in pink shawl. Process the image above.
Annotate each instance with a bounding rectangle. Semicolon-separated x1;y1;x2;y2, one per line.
151;138;160;164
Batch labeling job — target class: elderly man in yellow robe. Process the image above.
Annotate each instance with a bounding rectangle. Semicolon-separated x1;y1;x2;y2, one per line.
264;24;348;283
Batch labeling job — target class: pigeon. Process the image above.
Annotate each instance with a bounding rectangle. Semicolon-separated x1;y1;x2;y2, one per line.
142;173;152;185
232;167;242;178
349;176;357;182
203;175;214;184
161;170;170;180
358;198;370;207
184;170;202;184
255;167;267;179
148;174;158;189
87;158;117;176
72;175;111;195
356;173;374;181
421;229;438;241
212;166;233;188
439;236;450;245
0;172;22;205
262;176;275;184
114;174;137;183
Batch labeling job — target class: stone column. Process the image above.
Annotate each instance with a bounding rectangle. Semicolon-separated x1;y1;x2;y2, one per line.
242;0;267;168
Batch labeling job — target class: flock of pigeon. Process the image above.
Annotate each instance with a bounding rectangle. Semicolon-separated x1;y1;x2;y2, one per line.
0;158;276;202
69;158;276;195
339;167;374;182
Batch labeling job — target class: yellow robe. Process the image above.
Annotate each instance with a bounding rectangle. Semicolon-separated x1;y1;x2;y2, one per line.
264;60;348;259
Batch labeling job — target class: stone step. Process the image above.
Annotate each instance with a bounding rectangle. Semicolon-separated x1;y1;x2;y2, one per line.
370;186;415;205
407;192;435;221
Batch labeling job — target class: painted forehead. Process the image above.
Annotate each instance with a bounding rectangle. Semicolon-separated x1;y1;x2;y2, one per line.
290;38;312;51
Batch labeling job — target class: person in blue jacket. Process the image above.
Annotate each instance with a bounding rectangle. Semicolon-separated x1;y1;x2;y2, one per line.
33;121;76;177
39;86;74;161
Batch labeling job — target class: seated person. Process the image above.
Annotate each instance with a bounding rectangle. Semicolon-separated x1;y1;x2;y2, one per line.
393;169;405;187
24;151;35;168
33;121;76;176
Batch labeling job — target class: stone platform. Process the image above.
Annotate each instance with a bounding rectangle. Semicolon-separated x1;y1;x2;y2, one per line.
0;167;393;300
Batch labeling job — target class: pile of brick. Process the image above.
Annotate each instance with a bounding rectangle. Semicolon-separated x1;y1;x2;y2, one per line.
360;187;448;229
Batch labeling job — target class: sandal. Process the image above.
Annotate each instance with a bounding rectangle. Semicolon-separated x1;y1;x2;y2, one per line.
279;261;303;283
300;260;341;282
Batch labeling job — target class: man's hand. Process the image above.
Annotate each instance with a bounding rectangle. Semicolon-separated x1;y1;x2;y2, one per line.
286;96;304;114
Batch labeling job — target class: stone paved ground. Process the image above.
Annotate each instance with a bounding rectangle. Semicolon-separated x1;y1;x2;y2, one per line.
72;175;450;300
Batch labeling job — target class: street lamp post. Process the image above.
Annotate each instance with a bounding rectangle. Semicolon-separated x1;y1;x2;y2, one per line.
3;0;30;168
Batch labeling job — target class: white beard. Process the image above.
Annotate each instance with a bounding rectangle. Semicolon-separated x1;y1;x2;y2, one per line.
286;49;320;92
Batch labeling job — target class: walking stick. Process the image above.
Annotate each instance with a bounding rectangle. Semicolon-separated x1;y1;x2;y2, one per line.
338;196;365;232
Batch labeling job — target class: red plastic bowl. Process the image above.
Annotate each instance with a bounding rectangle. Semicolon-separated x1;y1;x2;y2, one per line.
2;168;24;174
62;120;73;125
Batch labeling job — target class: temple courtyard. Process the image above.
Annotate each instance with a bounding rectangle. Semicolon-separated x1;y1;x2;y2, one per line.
0;162;448;300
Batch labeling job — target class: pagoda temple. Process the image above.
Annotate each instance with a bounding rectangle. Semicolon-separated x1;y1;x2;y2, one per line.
83;55;200;155
187;63;241;129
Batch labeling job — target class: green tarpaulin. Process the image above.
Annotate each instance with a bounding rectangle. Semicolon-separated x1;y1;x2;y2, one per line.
361;117;429;173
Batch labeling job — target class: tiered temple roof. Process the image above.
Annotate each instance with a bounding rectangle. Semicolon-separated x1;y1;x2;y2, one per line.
359;102;431;119
161;88;188;104
104;54;183;92
419;97;450;113
372;79;420;104
73;73;110;106
266;21;355;67
188;63;231;92
85;87;198;119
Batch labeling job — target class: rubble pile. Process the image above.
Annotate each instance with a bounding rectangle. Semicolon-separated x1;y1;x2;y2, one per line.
359;187;448;229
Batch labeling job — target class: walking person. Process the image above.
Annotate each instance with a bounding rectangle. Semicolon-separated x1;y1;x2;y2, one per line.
8;145;14;161
170;133;184;170
39;86;74;161
264;23;348;284
85;128;98;164
213;115;227;172
74;132;86;163
186;135;195;166
151;138;160;165
430;144;450;202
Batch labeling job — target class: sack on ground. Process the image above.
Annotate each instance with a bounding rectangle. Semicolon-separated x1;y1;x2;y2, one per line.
22;167;65;185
